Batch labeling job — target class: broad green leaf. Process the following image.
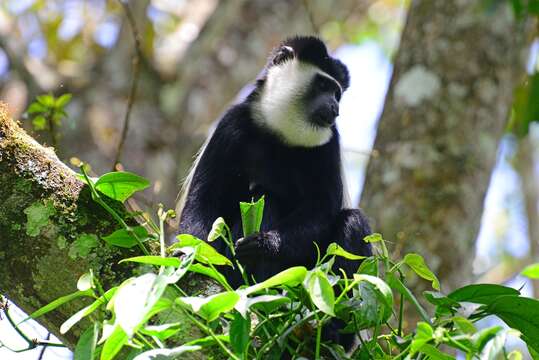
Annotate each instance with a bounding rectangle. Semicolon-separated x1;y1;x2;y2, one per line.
161;248;197;284
423;291;459;308
119;255;181;267
55;93;72;108
239;196;265;237
244;266;307;295
26;289;93;322
522;263;539;279
353;274;393;323
176;291;240;322
140;322;182;341
100;326;128;360
114;273;168;337
77;271;95;292
184;335;229;347
171;234;232;266
485;296;539;352
357;257;378;276
27;102;47;114
234;294;289;317
448;284;520;305
363;233;383;243
74;323;98;360
411;322;434;354
94;172;150;202
103;226;149;248
418;344;453;360
133;346;202;360
230;312;250;356
305;270;335;316
37;94;55;107
326;243;366;260
452;316;477;334
189;263;230;289
208;217;227;242
403;253;440;290
61;287;118;334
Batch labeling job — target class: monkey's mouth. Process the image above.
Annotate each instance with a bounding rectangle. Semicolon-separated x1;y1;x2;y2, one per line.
311;113;336;128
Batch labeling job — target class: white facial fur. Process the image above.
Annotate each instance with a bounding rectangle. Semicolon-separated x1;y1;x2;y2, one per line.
253;59;341;148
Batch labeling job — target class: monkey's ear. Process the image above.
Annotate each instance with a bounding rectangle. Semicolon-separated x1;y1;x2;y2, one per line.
272;46;294;65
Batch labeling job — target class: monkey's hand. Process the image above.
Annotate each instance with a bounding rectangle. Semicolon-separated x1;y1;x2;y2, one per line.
234;231;280;264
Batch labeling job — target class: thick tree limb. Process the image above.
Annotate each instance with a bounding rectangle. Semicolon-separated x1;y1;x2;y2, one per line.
0;104;143;347
361;1;535;291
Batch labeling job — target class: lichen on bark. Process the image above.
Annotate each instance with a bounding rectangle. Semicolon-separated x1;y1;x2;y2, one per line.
361;1;535;291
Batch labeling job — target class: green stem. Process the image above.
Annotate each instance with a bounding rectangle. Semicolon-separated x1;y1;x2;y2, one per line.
80;164;149;255
315;315;322;359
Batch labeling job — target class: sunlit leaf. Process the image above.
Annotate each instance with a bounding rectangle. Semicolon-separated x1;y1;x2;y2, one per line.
119;255;180;267
243;266;307;295
305;270;335;316
77;271;95;292
208;217;227;242
326;243;366;260
100;326;128;360
26;289;93;322
176;291;240;322
403;253;440;290
171;234;232;266
522;263;539;279
102;226;148;248
94;172;150;202
133;345;202;359
240;196;265;237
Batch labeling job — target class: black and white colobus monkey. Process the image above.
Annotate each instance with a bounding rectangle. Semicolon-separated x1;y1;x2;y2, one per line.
177;36;372;288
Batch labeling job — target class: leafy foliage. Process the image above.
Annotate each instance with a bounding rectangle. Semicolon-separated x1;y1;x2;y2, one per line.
9;168;539;359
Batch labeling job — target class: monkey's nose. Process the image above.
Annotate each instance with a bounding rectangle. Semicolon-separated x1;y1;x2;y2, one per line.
330;104;339;117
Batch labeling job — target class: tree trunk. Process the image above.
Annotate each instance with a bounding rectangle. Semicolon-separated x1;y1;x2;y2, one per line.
361;1;533;291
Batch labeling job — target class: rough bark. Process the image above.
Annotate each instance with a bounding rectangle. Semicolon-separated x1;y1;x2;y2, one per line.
0;104;141;347
361;1;533;291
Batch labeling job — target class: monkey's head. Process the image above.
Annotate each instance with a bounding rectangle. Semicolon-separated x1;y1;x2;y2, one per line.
253;36;350;147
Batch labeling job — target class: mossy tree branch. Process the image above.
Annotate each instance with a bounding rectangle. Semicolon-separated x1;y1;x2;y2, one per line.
0;104;142;348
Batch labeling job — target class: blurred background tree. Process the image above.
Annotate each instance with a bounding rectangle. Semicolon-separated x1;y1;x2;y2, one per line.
0;0;538;358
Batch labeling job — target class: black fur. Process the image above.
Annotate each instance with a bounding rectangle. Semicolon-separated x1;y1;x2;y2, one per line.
178;36;372;350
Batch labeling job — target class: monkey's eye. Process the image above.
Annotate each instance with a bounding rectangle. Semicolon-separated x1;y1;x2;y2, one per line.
317;80;330;92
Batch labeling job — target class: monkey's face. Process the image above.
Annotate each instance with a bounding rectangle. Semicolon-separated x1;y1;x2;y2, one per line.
303;73;342;128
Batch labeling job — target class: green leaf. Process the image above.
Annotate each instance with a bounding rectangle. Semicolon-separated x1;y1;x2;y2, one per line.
94;172;150;202
411;322;434;354
184;335;229;347
26;289;93;322
55;93;72;108
77;271;95;291
234;294;289;317
387;273;430;324
103;226;148;248
189;263;231;289
61;287;118;334
140;322;182;341
418;344;453;360
305;270;335;316
74;323;98;360
423;291;459;308
448;284;520;305
244;266;307;295
100;326;128;360
357;257;378;276
32;115;47;130
27;102;47;114
37;94;55;107
479;329;509;360
472;326;504;354
119;255;181;268
208;217;227;242
133;346;202;359
363;233;383;243
114;273;169;337
484;296;539;353
452;316;477;334
230;312;250;356
240;196;265;237
176;291;240;322
403;253;440;290
354;274;393;321
172;234;232;266
522;263;539;279
326;243;366;260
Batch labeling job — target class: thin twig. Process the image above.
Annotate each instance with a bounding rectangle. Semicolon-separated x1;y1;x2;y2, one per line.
112;0;142;171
